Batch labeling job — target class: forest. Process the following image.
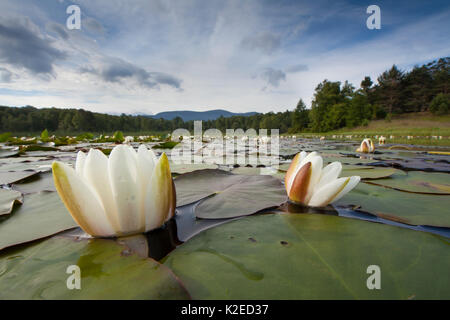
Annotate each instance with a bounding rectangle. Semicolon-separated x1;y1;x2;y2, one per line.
0;57;448;135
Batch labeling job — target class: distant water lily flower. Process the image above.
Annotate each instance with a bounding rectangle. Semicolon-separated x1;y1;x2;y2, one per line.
124;136;134;144
356;138;375;153
52;145;175;237
379;136;386;145
284;151;360;207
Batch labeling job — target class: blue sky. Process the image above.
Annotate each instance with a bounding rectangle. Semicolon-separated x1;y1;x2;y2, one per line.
0;0;449;114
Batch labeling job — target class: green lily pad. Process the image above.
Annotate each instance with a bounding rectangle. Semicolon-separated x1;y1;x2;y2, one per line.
0;189;22;216
0;160;52;172
231;166;286;180
163;213;450;299
231;167;262;175
341;165;403;180
0;191;77;250
368;158;450;173
12;171;56;194
0;149;20;158
7;138;38;145
24;150;71;158
152;141;179;149
170;162;218;175
0;156;49;164
322;154;376;165
116;234;149;258
20;145;59;152
367;171;450;194
0;236;190;299
0;170;39;185
174;169;287;219
336;182;450;227
388;145;415;150
278;155;376;172
0;157;53;172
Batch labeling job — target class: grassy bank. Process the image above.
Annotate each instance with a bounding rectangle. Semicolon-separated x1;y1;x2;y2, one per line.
292;112;450;147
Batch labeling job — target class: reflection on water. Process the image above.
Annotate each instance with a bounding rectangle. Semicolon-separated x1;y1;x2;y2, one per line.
142;201;237;260
174;202;238;242
278;201;339;216
145;219;181;261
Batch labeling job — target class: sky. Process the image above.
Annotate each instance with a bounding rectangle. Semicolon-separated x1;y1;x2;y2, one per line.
0;0;449;115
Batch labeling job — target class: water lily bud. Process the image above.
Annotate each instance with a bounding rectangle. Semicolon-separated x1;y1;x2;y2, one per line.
284;151;360;207
356;138;375;153
52;145;175;237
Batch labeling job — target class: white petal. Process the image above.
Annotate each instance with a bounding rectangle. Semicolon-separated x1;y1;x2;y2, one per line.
329;175;360;203
52;161;115;237
308;177;349;207
144;153;173;231
137;145;156;186
109;145;141;234
137;145;157;218
127;145;138;160
299;151;318;167
304;154;323;203
298;151;307;163
75;151;86;176
315;161;342;191
83;149;121;233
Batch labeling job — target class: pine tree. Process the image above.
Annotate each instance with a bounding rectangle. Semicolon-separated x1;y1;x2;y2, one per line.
376;65;404;114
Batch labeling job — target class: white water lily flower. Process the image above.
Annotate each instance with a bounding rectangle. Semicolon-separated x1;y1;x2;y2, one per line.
52;145;175;237
356;138;375;153
284;151;360;207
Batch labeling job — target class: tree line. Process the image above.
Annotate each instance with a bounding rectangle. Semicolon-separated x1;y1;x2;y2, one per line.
0;106;182;134
308;56;449;132
0;57;448;135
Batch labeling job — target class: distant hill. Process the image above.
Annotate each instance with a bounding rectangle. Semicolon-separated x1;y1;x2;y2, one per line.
152;109;258;121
